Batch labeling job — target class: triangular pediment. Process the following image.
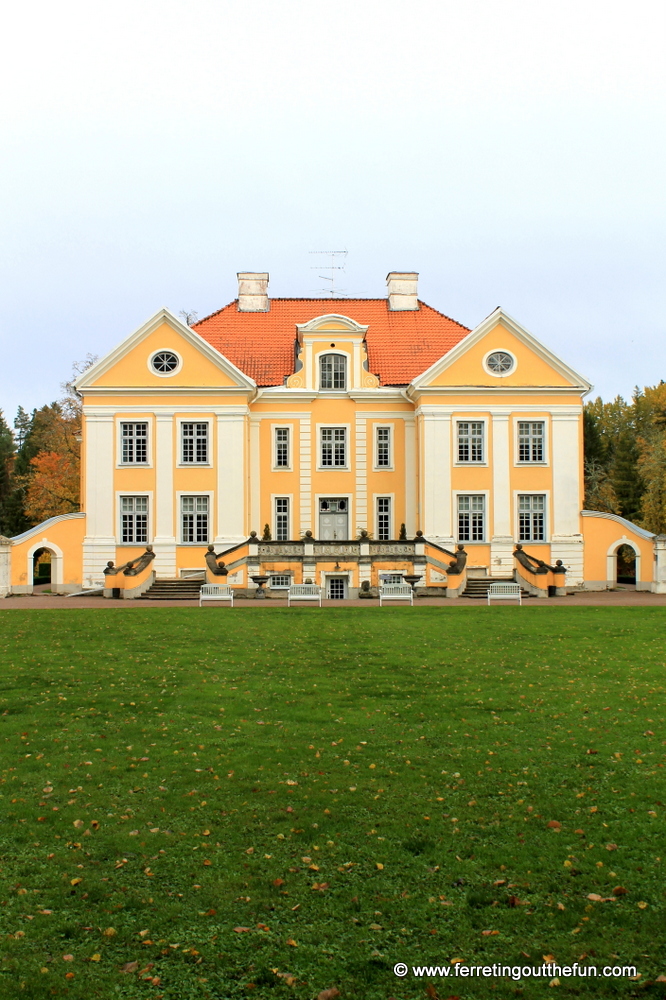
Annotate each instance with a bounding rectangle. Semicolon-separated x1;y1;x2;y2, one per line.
411;308;591;391
75;308;256;392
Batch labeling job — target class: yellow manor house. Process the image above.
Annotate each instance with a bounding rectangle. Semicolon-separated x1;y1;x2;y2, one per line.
2;271;665;600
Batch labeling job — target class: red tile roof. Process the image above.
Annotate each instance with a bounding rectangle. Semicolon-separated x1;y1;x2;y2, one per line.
193;298;470;386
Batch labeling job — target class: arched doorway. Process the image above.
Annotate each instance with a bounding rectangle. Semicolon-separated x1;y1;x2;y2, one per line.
32;547;52;586
616;544;636;585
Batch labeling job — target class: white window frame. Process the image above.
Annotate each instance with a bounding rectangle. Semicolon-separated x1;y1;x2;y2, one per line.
116;492;152;545
177;491;214;544
177;418;212;467
373;423;394;470
272;494;292;541
514;491;550;543
317;423;351;470
454;418;487;465
272;424;293;471
117;419;151;467
374;493;394;541
453;491;489;544
268;573;293;589
482;348;517;378
318;351;348;391
147;349;182;378
314;493;353;534
514;417;548;465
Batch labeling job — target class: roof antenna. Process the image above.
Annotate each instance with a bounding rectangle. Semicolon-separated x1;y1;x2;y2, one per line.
309;249;347;297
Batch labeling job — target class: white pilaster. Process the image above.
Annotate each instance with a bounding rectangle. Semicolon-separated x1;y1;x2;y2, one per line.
249;416;261;535
355;417;367;531
551;412;584;585
215;410;248;542
490;412;514;576
0;536;11;597
299;417;312;535
421;409;453;545
82;413;116;584
153;412;176;577
404;417;416;536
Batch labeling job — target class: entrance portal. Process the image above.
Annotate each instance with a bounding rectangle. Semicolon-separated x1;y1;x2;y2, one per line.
319;498;348;540
32;548;52;585
327;577;347;600
616;544;636;585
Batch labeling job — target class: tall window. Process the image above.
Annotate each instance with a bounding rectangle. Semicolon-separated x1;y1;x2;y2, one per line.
121;422;148;464
518;421;545;463
321;427;347;467
457;421;484;463
518;494;546;541
275;427;290;468
376;497;391;540
181;422;208;464
320;354;347;390
181;496;209;543
120;496;148;543
376;427;391;468
275;497;290;541
458;495;485;542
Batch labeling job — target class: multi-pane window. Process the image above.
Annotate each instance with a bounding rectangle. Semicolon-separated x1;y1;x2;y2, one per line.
121;422;148;464
377;497;391;541
381;573;404;584
320;353;347;390
518;494;546;542
275;497;289;541
376;427;391;467
275;427;290;468
321;427;347;467
181;422;208;464
120;496;148;543
457;495;485;542
181;496;209;543
457;421;484;462
269;574;292;589
518;421;545;463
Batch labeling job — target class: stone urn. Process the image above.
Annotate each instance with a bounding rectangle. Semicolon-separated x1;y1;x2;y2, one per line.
251;575;269;599
403;574;422;593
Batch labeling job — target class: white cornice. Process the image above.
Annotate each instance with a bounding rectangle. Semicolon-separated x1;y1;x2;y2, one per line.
296;314;369;337
74;307;257;392
409;307;592;394
80;386;253;397
581;509;655;540
9;512;86;543
408;384;588;398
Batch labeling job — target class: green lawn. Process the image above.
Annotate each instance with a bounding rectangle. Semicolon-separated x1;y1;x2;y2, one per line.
0;607;664;1000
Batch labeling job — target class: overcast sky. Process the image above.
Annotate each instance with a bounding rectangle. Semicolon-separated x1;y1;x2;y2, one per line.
1;0;664;419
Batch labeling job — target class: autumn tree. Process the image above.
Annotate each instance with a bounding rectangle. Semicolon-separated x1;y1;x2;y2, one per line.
0;410;15;535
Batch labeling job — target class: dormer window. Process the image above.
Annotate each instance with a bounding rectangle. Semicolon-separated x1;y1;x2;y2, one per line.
320;353;347;390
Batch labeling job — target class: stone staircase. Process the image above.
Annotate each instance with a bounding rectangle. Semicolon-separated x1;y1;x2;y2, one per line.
462;577;531;600
139;578;203;601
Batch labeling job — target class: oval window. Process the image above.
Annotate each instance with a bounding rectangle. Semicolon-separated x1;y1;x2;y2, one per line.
151;351;179;374
486;351;514;375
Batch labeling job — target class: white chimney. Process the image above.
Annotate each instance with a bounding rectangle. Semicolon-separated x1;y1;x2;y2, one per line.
237;272;269;312
386;271;419;311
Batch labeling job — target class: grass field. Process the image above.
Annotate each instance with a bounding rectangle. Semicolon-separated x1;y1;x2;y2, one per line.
0;607;664;1000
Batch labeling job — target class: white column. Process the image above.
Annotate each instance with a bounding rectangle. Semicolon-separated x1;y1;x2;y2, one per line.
153;412;176;577
299;417;312;535
0;536;11;597
404;417;416;536
355;417;367;531
490;412;514;577
82;413;116;585
420;409;453;544
550;412;584;585
215;410;248;543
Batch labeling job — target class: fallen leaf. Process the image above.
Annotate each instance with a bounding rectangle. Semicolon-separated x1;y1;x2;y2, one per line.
245;847;254;855
120;961;139;974
543;954;556;963
257;923;270;931
65;972;75;980
89;954;101;962
62;954;74;962
482;930;499;936
586;749;598;755
233;926;251;933
70;878;82;886
273;878;285;887
203;859;212;866
317;989;340;1000
613;886;627;896
574;829;585;835
376;862;384;870
637;901;648;909
91;820;100;831
606;843;618;851
311;882;330;891
557;903;565;910
549;978;560;986
655;975;666;982
73;820;84;829
547;821;562;830
286;938;298;947
138;929;150;938
103;928;117;937
508;895;520;907
369;922;382;930
587;893;603;902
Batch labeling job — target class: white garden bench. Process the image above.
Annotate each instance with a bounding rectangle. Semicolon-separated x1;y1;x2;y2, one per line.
287;584;322;607
199;584;234;607
487;582;522;605
379;583;414;606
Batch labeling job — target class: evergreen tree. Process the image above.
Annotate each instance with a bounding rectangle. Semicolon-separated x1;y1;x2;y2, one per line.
0;410;16;535
610;429;644;522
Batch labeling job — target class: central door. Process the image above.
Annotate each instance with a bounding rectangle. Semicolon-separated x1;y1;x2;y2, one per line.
319;498;348;540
